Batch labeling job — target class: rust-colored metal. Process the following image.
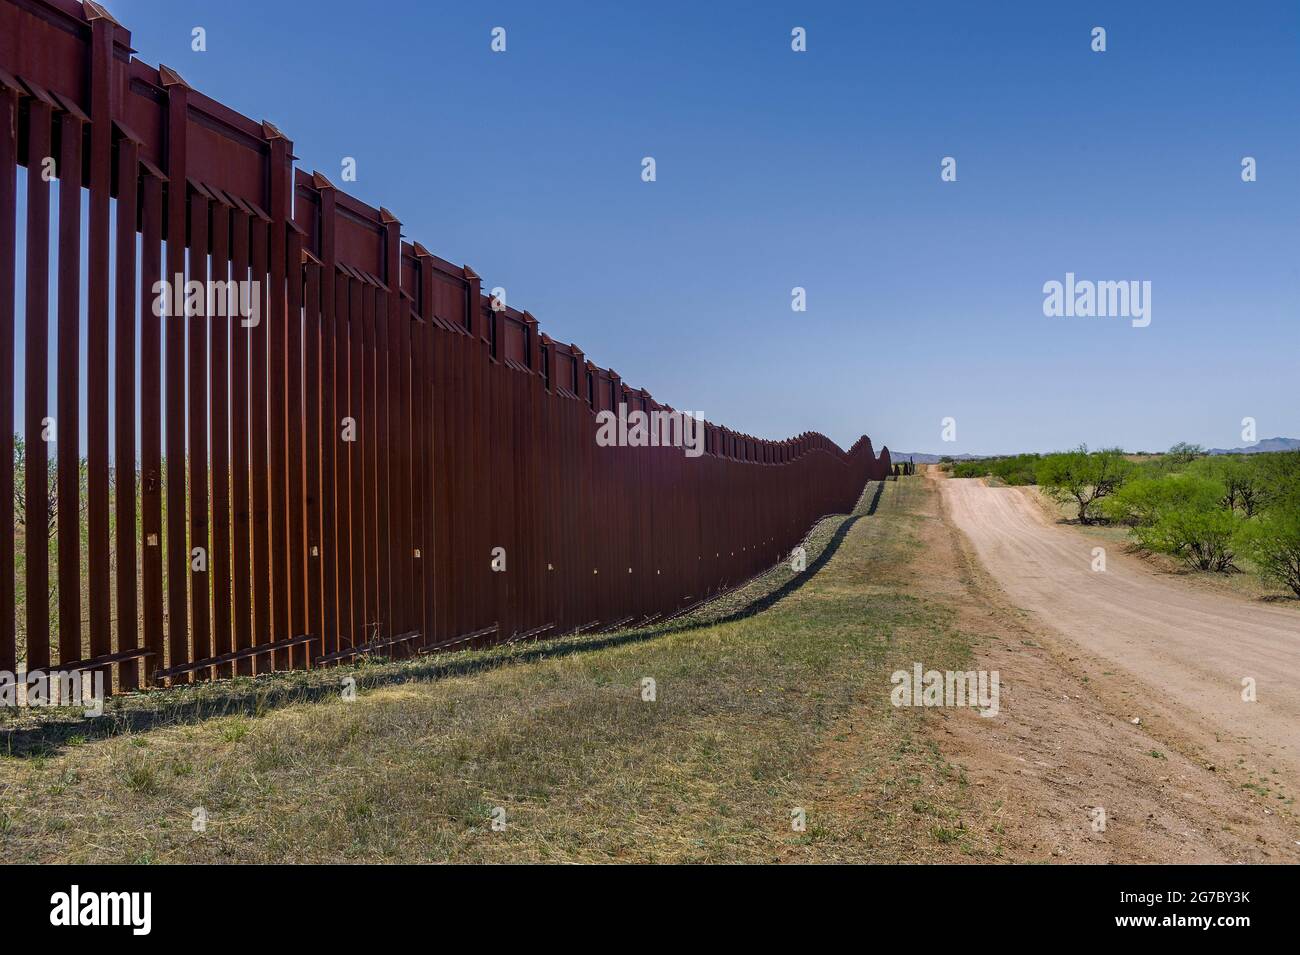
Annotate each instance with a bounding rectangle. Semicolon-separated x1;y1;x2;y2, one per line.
188;189;211;677
360;281;378;644
0;0;892;688
249;212;272;670
229;207;254;676
347;276;365;648
313;628;419;667
162;63;189;683
317;178;340;660
210;198;233;677
266;123;292;671
22;95;51;678
153;633;313;683
333;270;353;652
55;104;83;669
0;80;16;676
286;223;308;667
139;162;165;684
302;247;324;662
114;134;140;689
84;7;112;681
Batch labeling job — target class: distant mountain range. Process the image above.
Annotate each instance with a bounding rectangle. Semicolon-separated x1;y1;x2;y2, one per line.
887;438;1300;463
1206;437;1300;455
885;452;986;464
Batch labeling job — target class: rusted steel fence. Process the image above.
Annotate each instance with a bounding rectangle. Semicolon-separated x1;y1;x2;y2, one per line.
0;0;891;691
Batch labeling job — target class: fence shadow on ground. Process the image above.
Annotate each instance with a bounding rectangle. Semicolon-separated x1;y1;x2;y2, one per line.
0;481;889;758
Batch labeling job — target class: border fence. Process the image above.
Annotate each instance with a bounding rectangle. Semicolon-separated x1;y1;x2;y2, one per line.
0;0;890;692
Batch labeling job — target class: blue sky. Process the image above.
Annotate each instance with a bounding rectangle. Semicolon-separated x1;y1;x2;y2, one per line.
23;0;1300;455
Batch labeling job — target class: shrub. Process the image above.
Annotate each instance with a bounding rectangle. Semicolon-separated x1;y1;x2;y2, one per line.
993;454;1041;486
1103;474;1222;527
949;454;1040;485
1136;504;1243;571
1104;473;1242;571
1256;451;1300;513
1238;508;1300;596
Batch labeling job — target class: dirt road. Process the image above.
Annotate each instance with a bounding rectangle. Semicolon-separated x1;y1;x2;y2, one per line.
940;474;1300;795
814;472;1299;861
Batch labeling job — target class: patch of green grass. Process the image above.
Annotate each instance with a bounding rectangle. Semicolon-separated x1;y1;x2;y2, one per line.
220;721;251;744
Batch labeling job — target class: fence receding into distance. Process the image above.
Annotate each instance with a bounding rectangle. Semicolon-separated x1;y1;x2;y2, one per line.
0;0;891;691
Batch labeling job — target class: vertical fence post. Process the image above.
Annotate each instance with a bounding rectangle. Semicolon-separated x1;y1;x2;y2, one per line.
412;243;436;647
333;268;353;653
265;122;292;668
229;205;254;675
188;188;211;676
380;209;404;641
139;159;166;683
0;77;15;677
315;173;339;661
354;278;369;646
54;97;86;670
302;245;324;661
114;132;141;688
160;64;190;680
249;202;272;670
22;93;52;679
462;266;486;635
286;220;308;663
209;196;233;676
83;0;115;689
347;275;365;649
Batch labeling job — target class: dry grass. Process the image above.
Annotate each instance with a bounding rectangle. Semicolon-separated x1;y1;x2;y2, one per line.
0;477;993;863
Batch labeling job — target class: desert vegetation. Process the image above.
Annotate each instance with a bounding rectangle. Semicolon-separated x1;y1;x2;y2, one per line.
948;453;1041;487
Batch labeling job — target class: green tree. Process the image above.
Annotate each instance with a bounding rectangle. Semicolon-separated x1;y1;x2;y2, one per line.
1035;446;1133;524
1190;456;1263;516
1162;442;1205;469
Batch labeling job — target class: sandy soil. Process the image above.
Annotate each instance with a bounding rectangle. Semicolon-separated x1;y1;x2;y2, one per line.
925;470;1300;861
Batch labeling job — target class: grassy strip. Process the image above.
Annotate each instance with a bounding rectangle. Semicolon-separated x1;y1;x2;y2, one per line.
0;477;986;862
